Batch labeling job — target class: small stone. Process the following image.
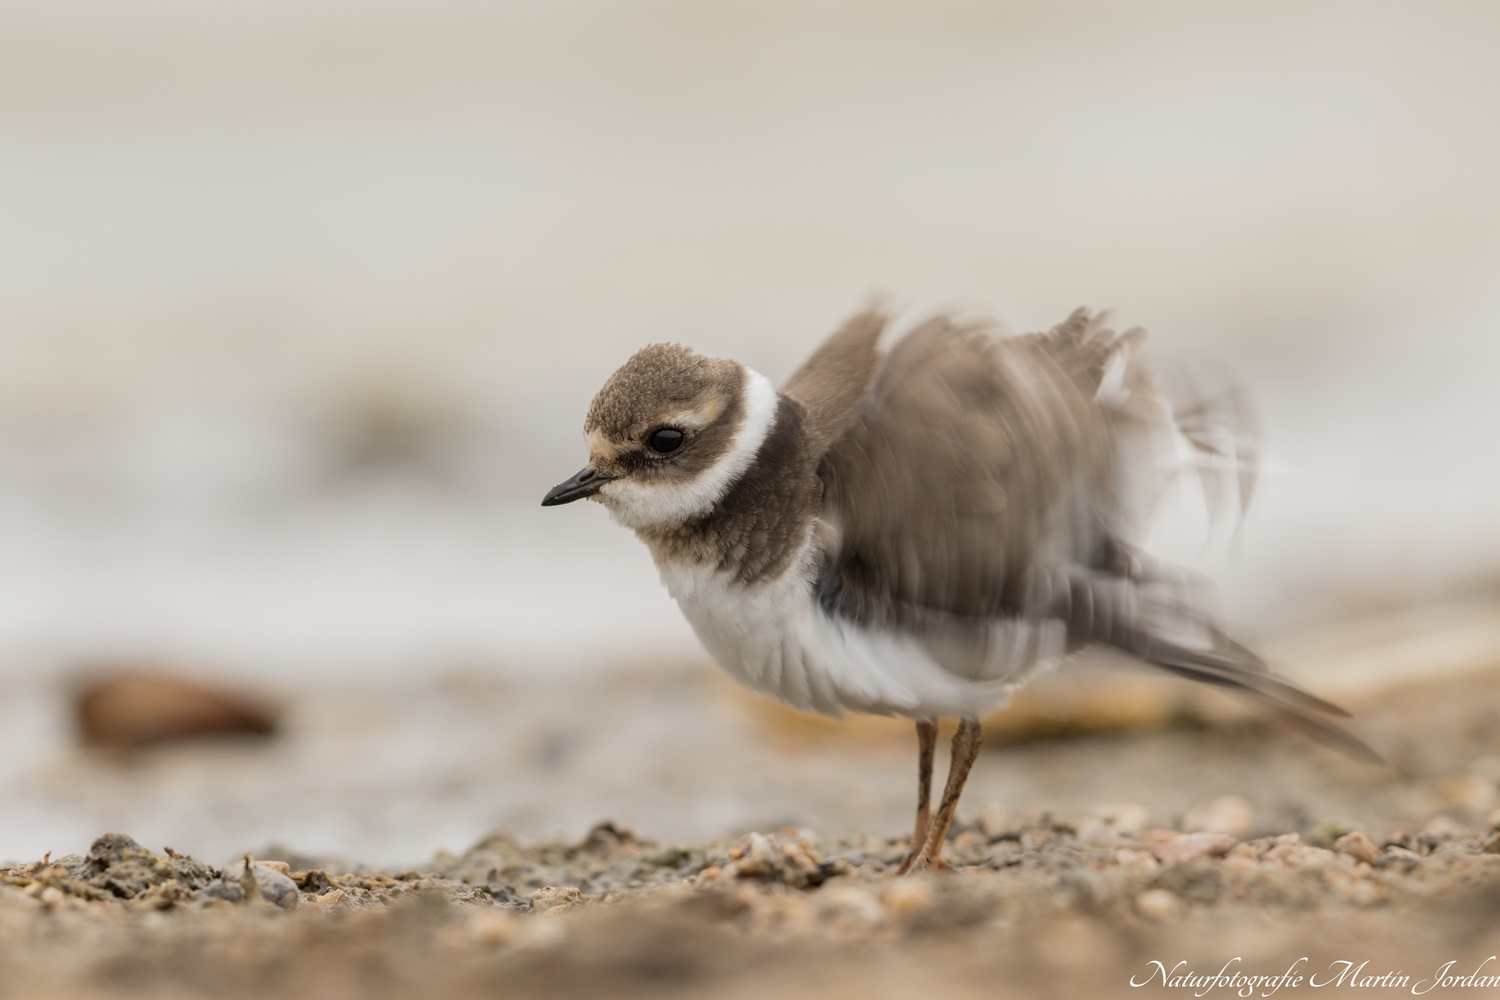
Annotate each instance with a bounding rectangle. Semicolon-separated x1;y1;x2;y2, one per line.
1183;796;1254;838
305;889;346;911
581;820;636;852
1135;889;1181;920
716;832;840;888
201;879;246;903
1419;815;1465;841
1265;843;1336;869
1079;804;1150;846
1150;832;1236;865
1225;841;1261;862
220;858;302;910
1078;819;1118;848
879;878;935;917
731;833;775;878
1113;848;1160;873
1375;847;1422;872
1333;831;1381;866
1306;822;1350;845
295;870;340;894
1094;804;1149;839
1221;853;1258;874
529;886;585;913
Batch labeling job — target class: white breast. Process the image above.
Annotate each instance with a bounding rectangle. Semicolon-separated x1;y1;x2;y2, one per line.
657;541;1067;720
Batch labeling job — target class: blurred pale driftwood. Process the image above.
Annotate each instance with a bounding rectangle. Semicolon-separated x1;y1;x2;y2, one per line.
730;593;1500;746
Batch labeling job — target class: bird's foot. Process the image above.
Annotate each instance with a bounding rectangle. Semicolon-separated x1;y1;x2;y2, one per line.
894;851;954;876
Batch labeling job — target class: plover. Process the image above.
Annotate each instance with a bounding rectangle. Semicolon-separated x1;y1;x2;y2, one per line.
543;306;1374;872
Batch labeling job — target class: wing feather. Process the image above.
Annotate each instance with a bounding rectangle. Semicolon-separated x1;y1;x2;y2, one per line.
814;307;1372;758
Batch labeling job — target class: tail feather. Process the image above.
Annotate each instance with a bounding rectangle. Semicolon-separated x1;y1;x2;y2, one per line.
1050;564;1381;764
1115;626;1381;764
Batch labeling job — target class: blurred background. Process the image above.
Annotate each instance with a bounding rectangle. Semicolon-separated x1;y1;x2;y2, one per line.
1;0;1497;866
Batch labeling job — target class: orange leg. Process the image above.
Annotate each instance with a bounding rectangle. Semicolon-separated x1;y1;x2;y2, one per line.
894;718;938;875
906;717;983;874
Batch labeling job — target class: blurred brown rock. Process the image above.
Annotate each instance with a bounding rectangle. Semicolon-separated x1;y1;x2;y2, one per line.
75;669;279;749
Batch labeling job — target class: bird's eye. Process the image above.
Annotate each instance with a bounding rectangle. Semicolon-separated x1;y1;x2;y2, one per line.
646;428;685;455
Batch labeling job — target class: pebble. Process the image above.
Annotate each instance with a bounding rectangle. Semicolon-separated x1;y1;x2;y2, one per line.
1134;888;1181;920
305;889;346;911
1375;847;1422;873
1079;804;1150;846
1264;842;1336;869
201;879;246;904
1220;853;1258;874
1077;819;1118;848
1097;804;1149;838
1113;848;1160;873
529;886;585;913
1333;830;1381;866
720;832;840;888
729;832;776;877
1321;865;1379;905
1419;815;1464;841
1150;832;1236;865
221;858;302;910
1183;796;1255;838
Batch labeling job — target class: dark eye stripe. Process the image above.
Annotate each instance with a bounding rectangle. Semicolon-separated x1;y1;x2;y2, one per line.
646;428;685;455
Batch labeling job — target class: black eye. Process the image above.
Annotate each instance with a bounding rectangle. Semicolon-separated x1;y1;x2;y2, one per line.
646;428;685;455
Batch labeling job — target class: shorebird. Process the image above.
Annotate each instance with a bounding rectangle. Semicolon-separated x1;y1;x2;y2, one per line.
543;305;1373;873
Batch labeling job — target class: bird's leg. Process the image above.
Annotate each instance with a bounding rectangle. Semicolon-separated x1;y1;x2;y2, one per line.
907;717;983;874
894;718;938;876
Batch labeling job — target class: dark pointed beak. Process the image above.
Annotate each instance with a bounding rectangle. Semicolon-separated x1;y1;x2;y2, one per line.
541;466;616;506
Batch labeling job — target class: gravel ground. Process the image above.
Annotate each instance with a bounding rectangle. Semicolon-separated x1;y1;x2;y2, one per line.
5;670;1500;1000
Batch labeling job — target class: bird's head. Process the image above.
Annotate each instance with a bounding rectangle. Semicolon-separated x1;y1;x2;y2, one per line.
541;343;780;531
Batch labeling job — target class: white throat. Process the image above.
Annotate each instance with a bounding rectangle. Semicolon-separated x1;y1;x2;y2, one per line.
601;367;780;530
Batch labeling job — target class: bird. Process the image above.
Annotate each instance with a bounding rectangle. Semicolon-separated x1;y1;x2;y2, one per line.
542;304;1375;873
